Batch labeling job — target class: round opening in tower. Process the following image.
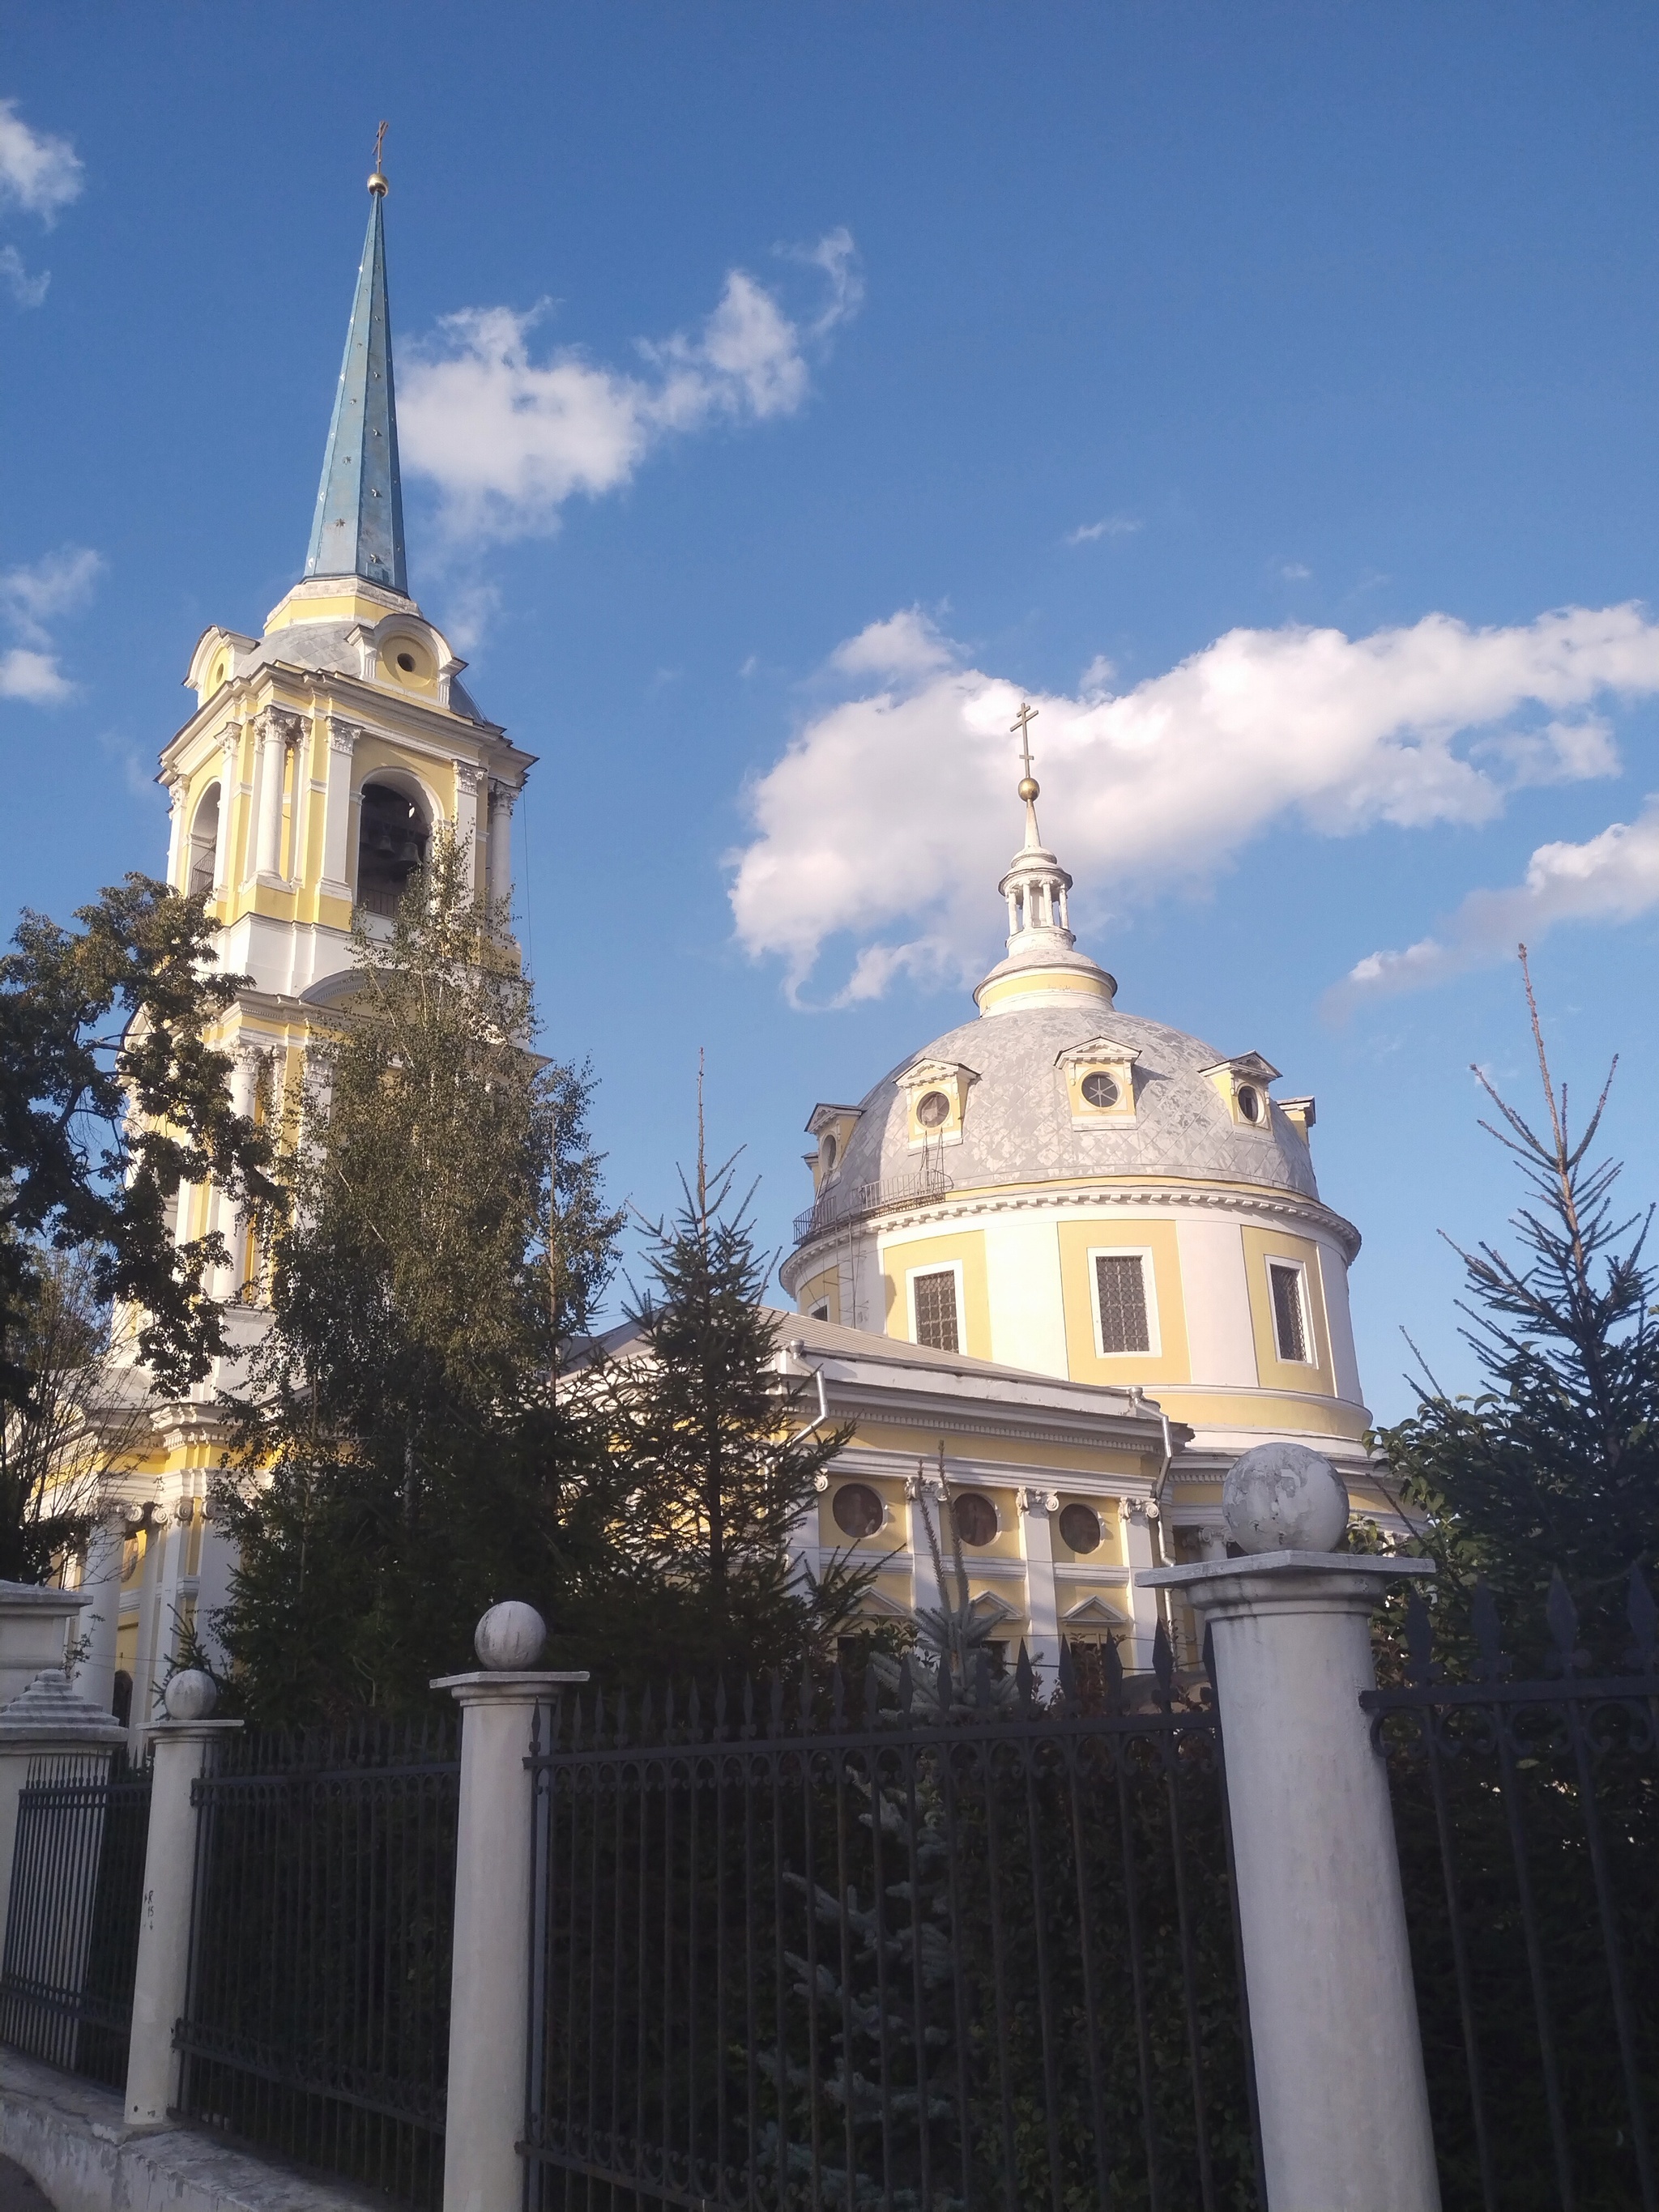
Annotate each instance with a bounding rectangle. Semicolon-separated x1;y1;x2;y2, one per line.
1237;1085;1260;1123
819;1133;838;1174
357;782;429;918
915;1089;951;1129
1080;1070;1119;1110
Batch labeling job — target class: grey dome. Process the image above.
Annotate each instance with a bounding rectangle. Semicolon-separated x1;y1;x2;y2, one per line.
826;1003;1320;1204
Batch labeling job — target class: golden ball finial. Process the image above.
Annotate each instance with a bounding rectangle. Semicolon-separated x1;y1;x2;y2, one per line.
1018;776;1040;803
368;171;389;197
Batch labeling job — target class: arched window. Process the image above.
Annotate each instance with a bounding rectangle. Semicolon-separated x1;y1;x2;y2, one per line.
186;785;220;897
356;782;429;917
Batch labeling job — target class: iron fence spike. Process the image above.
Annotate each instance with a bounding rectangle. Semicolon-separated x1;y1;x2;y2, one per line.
1152;1617;1175;1707
1057;1638;1079;1714
1104;1631;1124;1716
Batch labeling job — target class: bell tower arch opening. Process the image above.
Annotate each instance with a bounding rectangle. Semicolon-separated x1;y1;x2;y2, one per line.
186;784;220;897
356;779;430;917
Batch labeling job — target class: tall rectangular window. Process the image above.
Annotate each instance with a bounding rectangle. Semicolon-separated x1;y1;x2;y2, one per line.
1269;1262;1310;1362
912;1268;959;1352
1094;1254;1152;1353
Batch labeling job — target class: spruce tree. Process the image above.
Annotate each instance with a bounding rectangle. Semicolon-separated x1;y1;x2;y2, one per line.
599;1127;864;1682
1379;950;1659;1654
213;832;625;1718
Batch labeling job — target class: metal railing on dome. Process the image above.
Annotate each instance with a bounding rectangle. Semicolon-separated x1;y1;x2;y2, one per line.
791;1167;953;1247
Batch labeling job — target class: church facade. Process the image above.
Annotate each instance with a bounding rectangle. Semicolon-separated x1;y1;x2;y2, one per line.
79;175;1397;1725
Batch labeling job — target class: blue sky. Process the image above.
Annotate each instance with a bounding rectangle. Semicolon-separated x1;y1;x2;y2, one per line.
5;3;1659;1421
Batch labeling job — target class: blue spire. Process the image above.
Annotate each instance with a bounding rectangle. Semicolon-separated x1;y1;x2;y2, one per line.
304;181;407;595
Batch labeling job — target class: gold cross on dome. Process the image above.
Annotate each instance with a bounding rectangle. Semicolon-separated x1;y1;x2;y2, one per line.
1011;699;1039;780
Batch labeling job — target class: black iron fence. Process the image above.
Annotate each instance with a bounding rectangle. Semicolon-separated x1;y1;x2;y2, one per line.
525;1634;1264;2212
1365;1567;1659;2212
0;1748;151;2090
177;1715;459;2209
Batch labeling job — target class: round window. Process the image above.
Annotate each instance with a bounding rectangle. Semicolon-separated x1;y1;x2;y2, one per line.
951;1491;997;1547
396;650;417;673
820;1133;837;1173
916;1089;951;1129
1058;1502;1102;1555
832;1483;884;1540
1081;1070;1120;1110
1237;1085;1260;1123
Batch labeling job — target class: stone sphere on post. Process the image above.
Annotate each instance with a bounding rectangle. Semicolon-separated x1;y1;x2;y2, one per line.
162;1669;219;1722
1222;1440;1349;1555
475;1600;548;1672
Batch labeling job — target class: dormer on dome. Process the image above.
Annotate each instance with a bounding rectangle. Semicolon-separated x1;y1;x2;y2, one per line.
1056;1034;1142;1127
898;1057;979;1149
186;626;260;709
1198;1051;1282;1130
807;1102;864;1193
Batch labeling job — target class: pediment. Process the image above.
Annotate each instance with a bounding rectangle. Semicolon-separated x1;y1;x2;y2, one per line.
1061;1592;1131;1629
1054;1034;1142;1070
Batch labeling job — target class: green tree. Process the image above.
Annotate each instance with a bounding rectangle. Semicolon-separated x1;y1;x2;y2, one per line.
597;1136;866;1683
1378;950;1659;1655
212;832;625;1719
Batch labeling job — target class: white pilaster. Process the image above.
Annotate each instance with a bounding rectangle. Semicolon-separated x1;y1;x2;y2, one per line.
1017;1486;1060;1677
1116;1498;1159;1669
454;761;484;895
212;730;238;893
162;777;185;890
488;778;515;911
75;1510;127;1715
1140;1550;1440;2212
254;710;295;884
320;717;358;901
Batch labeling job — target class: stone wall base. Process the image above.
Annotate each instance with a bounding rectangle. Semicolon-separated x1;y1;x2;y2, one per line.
0;2049;377;2211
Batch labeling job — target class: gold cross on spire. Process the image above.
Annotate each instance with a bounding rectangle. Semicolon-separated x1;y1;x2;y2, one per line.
1011;700;1039;797
369;120;390;195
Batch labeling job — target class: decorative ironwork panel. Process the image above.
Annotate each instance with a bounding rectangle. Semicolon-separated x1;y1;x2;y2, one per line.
177;1715;459;2210
1364;1568;1659;2212
0;1749;151;2091
525;1638;1263;2211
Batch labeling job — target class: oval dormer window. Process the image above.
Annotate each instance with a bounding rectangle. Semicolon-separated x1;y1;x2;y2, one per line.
1081;1070;1120;1110
916;1090;951;1129
1237;1085;1260;1123
357;783;429;919
820;1133;838;1174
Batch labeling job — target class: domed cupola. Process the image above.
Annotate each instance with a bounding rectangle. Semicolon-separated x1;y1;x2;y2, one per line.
975;703;1117;1018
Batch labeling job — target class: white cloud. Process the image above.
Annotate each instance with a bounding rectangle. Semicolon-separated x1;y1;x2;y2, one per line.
1281;561;1311;581
399;232;860;543
0;544;102;705
1067;514;1141;545
0;244;46;308
728;602;1659;1002
0;648;70;704
1333;799;1659;1008
0;99;82;221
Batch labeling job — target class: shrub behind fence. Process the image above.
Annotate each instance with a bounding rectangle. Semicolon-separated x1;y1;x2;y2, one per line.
176;1715;459;2209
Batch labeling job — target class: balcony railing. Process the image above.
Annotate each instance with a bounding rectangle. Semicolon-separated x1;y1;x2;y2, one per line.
792;1167;953;1247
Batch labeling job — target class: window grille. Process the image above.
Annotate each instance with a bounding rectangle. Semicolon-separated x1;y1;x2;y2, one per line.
1094;1254;1150;1353
1269;1262;1308;1362
912;1268;959;1352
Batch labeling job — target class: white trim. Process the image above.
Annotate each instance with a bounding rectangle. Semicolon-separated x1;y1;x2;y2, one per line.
1265;1255;1316;1365
906;1260;965;1353
1086;1247;1160;1357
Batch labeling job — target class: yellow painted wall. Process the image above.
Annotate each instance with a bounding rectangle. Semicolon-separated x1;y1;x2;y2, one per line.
879;1229;992;1358
1240;1226;1337;1396
1057;1217;1190;1387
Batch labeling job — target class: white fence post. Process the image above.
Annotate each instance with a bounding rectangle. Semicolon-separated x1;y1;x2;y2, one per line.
124;1672;241;2127
1141;1441;1441;2212
433;1602;586;2212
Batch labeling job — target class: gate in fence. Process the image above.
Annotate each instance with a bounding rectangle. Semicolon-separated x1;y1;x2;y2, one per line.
1365;1567;1659;2212
524;1634;1264;2212
0;1749;150;2090
176;1715;460;2210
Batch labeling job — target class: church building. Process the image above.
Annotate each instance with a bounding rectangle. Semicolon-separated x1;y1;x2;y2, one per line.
79;172;1399;1724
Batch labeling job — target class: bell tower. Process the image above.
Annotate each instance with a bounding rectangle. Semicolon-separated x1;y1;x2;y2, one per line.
99;156;537;1724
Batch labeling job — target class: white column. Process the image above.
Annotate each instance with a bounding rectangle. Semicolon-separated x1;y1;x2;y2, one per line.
163;777;185;889
125;1686;242;2127
1140;1549;1440;2212
1017;1488;1060;1680
286;715;314;885
254;711;292;884
434;1621;586;2212
75;1509;127;1715
453;763;484;895
320;717;358;901
488;780;515;913
212;731;238;893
